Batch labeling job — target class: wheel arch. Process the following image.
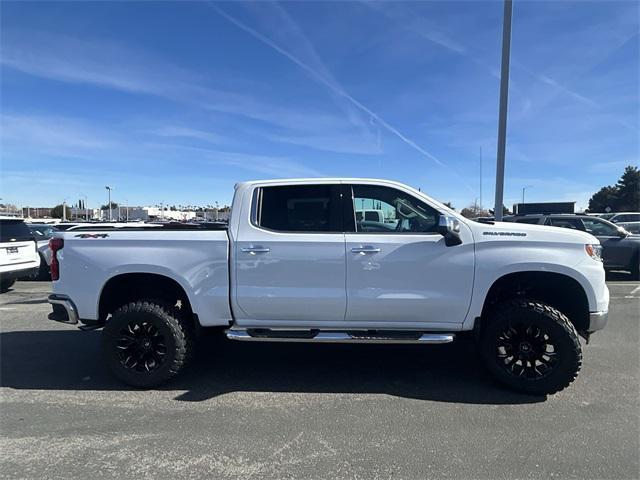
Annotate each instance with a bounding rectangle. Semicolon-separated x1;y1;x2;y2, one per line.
478;271;591;335
98;272;197;326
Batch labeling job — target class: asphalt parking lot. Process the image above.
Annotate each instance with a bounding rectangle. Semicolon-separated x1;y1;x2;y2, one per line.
1;277;638;480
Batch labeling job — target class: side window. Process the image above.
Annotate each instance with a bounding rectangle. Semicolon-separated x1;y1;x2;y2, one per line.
548;218;584;230
515;217;541;224
351;185;439;233
616;214;640;222
581;218;619;236
257;185;341;232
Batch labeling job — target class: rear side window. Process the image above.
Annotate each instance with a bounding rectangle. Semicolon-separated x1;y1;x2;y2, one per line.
0;220;34;242
257;185;342;232
515;217;541;224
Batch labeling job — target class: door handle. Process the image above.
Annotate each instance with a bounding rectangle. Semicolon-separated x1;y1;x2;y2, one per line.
241;246;270;254
351;246;381;254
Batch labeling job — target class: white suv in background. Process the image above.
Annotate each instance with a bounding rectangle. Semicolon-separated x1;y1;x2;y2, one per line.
0;218;40;292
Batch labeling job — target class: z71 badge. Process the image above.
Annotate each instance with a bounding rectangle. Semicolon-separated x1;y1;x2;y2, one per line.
74;233;109;239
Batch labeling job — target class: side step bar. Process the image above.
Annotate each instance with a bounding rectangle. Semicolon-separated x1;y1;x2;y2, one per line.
225;329;454;344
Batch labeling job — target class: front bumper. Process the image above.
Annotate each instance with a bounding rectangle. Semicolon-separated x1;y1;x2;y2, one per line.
588;310;609;333
48;294;79;325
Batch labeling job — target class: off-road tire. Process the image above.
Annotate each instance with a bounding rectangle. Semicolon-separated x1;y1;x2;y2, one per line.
102;301;192;388
480;299;582;395
0;278;15;293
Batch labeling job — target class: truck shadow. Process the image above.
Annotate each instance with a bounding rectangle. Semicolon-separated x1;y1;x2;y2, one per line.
0;329;544;405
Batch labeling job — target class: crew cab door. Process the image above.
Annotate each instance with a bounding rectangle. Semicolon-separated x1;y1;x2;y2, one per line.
343;183;475;327
233;183;347;323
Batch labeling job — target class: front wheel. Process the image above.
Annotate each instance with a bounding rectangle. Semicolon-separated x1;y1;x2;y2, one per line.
102;301;192;388
480;300;582;395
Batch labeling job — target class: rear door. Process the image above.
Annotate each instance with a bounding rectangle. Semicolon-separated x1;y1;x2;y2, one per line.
234;183;347;323
0;220;38;269
343;183;474;327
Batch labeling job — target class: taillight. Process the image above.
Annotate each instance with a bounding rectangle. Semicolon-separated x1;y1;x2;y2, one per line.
49;238;64;281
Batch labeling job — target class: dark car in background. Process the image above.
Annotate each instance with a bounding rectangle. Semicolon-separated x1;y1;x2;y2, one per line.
27;224;59;279
509;214;639;278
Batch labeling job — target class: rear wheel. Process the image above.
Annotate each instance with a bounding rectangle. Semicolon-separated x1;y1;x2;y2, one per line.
102;300;192;388
480;299;582;395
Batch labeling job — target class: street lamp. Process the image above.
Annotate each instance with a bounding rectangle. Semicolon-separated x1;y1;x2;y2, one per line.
522;185;533;204
105;186;113;221
124;198;129;222
493;0;514;221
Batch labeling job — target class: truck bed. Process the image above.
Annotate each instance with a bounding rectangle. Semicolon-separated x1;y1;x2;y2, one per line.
55;229;232;326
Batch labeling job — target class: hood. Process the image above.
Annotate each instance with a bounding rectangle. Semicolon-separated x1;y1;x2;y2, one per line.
465;220;599;245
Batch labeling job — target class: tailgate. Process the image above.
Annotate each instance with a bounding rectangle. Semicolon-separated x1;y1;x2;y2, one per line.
0;240;38;267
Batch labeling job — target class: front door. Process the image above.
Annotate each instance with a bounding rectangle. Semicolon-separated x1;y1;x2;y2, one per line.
234;183;347;323
344;183;475;327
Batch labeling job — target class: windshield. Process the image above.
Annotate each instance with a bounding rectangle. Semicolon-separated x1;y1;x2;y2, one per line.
28;225;58;239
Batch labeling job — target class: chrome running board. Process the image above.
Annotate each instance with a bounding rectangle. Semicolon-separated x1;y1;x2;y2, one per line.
225;328;454;344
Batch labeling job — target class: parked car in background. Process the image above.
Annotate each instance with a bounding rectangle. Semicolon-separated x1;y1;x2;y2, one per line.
27;224;59;279
510;214;639;278
604;213;640;234
53;223;89;231
620;222;640;235
0;218;40;292
606;212;640;224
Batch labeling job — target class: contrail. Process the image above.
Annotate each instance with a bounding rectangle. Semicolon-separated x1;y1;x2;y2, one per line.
208;3;447;168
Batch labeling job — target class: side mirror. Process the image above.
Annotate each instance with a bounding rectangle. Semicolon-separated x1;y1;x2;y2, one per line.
438;215;462;246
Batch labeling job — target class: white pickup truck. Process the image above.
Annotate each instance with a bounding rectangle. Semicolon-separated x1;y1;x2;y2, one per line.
48;178;609;395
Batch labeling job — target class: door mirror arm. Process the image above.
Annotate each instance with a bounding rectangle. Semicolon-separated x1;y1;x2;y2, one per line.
438;215;463;247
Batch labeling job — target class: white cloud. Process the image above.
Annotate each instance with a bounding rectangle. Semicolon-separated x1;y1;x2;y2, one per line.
149;126;225;145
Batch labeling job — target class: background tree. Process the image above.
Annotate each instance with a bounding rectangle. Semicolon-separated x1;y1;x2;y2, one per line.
587;165;639;212
51;204;72;219
488;205;511;216
460;202;490;219
442;201;455;210
587;185;618;213
100;201;118;210
615;165;640;211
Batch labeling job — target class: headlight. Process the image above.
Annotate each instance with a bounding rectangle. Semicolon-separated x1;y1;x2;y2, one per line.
585;244;603;262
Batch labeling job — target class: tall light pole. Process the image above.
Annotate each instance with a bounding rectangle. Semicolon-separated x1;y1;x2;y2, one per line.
479;146;483;210
124;198;129;222
522;185;533;204
105;186;112;221
62;198;68;222
493;0;513;221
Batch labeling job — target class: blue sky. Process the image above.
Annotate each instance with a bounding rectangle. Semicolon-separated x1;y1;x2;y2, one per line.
1;1;638;211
